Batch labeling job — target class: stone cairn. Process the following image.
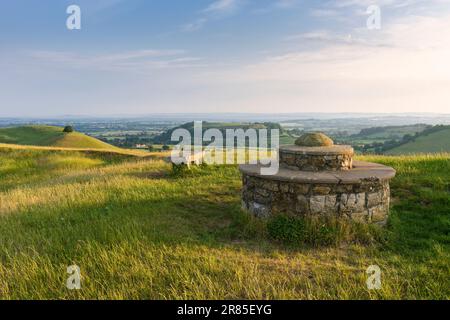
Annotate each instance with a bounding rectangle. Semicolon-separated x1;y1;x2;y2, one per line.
240;133;396;225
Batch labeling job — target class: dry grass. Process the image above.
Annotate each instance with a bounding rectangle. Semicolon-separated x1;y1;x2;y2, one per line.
0;148;448;299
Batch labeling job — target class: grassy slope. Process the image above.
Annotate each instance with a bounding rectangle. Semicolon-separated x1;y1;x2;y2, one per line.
387;128;450;154
0;148;449;299
0;126;119;150
356;125;427;140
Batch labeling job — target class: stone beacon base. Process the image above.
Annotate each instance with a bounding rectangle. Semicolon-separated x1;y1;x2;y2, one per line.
239;133;396;225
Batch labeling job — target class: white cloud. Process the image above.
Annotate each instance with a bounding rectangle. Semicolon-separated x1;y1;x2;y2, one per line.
203;0;239;14
181;18;208;32
285;31;356;45
182;0;241;32
28;49;204;72
330;0;450;9
195;14;450;113
314;0;450;22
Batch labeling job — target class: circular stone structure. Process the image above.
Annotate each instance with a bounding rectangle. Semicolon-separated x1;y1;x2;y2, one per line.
240;133;396;225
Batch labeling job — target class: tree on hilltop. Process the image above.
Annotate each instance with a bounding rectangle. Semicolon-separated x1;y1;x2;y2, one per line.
63;126;74;133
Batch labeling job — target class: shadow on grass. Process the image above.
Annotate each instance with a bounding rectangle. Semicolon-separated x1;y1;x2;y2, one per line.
2;156;449;263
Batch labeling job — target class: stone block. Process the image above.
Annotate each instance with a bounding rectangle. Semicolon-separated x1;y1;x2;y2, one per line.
335;184;353;193
279;183;290;193
296;195;309;213
313;157;326;167
248;202;270;218
262;181;279;192
313;185;331;195
370;205;388;224
295;157;307;167
255;187;270;198
242;190;254;201
340;193;365;213
367;192;382;208
254;194;270;205
351;211;369;223
282;154;296;166
294;184;310;195
246;176;257;188
324;195;338;214
310;195;326;214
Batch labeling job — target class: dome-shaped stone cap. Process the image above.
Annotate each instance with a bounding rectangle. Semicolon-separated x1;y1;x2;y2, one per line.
295;132;334;147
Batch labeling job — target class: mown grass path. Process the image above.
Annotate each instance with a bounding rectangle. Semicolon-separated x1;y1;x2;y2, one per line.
0;148;448;299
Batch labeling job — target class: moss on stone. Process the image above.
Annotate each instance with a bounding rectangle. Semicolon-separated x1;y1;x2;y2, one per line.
295;132;334;147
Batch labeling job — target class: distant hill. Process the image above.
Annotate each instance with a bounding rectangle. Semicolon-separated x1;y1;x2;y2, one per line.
152;121;288;146
339;124;430;153
385;125;450;154
0;125;119;150
352;124;429;141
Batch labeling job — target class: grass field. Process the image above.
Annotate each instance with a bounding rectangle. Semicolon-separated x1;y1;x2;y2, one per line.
0;146;449;299
0;126;119;150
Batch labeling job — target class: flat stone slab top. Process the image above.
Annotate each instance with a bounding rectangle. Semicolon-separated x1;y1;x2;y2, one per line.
280;145;354;156
240;161;396;184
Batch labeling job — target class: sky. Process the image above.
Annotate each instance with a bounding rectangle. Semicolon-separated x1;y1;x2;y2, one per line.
1;0;450;117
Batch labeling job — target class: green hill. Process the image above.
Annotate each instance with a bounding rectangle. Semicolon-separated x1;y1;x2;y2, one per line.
386;125;450;154
0;125;118;150
353;124;428;141
152;121;287;146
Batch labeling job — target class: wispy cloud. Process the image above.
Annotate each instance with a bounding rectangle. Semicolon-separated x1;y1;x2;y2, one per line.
309;9;340;18
182;0;242;32
196;13;450;113
181;18;208;32
329;0;450;9
252;0;300;14
182;0;301;32
285;31;355;45
202;0;239;14
275;0;298;8
28;49;205;72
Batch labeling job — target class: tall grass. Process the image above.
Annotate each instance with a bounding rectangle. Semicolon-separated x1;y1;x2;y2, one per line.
0;148;448;299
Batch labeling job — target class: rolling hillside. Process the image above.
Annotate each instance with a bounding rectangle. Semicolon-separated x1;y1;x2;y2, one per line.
386;126;450;154
0;125;119;150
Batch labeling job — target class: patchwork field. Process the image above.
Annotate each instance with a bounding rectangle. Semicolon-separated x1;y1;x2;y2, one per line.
0;146;449;299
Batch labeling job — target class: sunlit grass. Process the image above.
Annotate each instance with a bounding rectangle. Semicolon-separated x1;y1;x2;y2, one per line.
0;148;448;299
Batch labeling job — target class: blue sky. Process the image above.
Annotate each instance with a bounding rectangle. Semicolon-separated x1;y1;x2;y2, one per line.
1;0;450;116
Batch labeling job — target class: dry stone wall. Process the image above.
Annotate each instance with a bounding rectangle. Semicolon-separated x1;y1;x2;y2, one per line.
279;151;353;172
241;174;390;224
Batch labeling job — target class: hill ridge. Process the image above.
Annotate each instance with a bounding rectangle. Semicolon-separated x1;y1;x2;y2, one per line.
0;125;119;150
